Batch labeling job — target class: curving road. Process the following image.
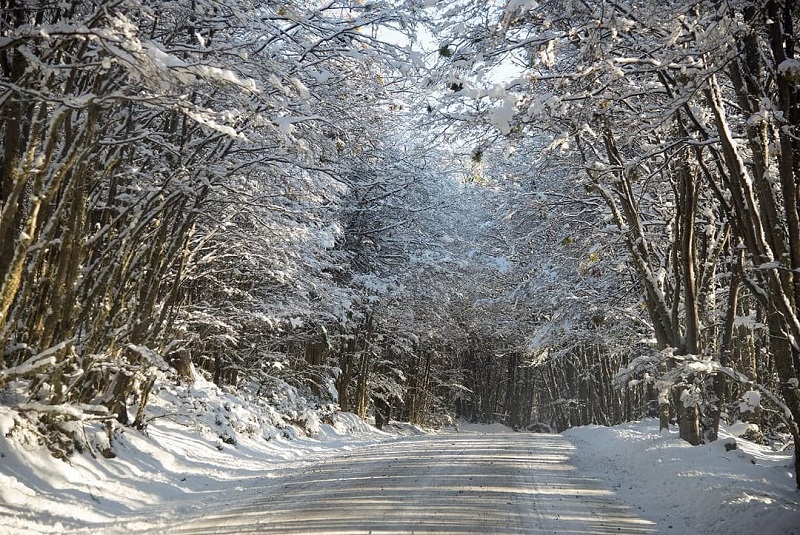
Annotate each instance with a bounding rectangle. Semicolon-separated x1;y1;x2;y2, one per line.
167;432;657;534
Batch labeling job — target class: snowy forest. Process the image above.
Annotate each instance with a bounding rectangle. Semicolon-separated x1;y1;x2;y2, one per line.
2;0;800;491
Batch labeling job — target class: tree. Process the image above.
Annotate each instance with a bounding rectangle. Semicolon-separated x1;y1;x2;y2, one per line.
431;0;800;483
0;0;427;450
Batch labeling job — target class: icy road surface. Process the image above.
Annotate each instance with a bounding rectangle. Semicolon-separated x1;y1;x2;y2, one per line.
167;432;657;534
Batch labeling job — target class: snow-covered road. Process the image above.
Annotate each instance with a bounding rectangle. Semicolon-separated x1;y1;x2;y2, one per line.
166;432;657;534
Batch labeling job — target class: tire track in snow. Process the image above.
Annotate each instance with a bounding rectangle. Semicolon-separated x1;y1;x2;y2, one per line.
168;432;658;534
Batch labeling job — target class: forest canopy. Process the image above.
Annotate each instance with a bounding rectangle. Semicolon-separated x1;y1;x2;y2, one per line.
1;0;799;486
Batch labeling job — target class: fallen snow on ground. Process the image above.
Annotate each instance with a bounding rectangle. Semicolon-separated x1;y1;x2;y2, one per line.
0;373;390;535
2;379;798;535
564;419;799;535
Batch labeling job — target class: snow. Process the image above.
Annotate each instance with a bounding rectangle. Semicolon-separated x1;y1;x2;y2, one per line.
564;419;799;535
0;355;56;378
778;58;800;78
739;390;761;413
0;408;16;436
488;92;518;135
184;110;245;140
489;101;514;135
274;116;296;136
289;77;311;100
0;374;388;534
2;399;797;535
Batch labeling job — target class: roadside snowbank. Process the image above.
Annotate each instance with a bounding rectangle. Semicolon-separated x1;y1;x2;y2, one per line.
0;373;388;535
564;419;799;535
2;387;798;535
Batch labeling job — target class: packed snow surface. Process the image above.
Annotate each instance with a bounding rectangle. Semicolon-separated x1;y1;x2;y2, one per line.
0;371;796;535
168;431;653;534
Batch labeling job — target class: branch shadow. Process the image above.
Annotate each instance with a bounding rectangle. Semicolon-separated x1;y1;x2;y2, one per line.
170;433;658;534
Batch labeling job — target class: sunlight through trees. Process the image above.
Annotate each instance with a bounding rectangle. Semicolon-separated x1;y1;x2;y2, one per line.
1;0;799;488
